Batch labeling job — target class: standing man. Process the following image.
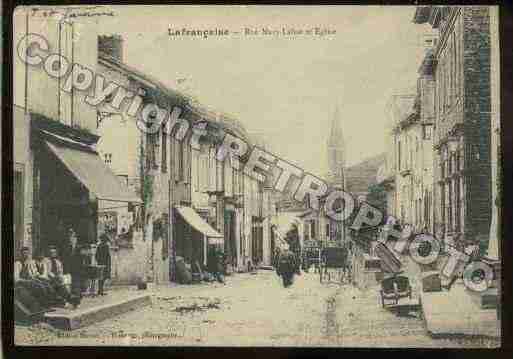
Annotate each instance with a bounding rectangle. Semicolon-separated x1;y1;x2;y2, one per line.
68;229;85;300
62;227;78;275
276;247;298;288
207;245;225;284
286;224;301;275
95;234;112;296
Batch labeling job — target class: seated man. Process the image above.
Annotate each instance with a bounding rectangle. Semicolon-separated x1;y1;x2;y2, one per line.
15;247;61;309
41;245;80;308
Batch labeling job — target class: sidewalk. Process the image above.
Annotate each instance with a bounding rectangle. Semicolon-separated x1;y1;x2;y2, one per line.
419;282;500;338
396;251;500;339
44;287;151;330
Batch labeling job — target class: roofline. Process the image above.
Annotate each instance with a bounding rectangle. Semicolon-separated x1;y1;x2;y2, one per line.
99;53;252;142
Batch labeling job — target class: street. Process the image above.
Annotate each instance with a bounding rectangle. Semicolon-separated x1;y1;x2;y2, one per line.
15;270;498;347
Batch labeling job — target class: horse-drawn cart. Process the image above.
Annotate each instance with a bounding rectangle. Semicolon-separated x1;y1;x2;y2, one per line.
319;246;349;283
379;275;412;307
374;241;419;311
302;240;321;272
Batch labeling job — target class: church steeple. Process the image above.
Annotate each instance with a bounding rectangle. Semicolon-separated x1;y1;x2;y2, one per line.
327;105;346;188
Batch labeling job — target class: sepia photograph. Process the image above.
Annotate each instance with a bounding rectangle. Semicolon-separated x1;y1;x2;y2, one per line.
7;4;502;348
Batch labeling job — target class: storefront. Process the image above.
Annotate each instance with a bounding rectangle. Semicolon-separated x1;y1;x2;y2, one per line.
174;206;223;268
30;114;141;266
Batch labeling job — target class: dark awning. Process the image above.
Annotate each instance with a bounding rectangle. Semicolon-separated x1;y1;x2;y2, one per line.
175;206;223;238
45;140;142;203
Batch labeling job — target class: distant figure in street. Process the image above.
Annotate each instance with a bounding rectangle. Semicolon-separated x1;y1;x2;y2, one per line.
95;234;112;296
272;247;281;269
286;224;301;275
207;246;225;284
276;248;298;288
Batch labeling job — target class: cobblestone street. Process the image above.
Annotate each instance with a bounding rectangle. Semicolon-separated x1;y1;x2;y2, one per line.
15;270;498;347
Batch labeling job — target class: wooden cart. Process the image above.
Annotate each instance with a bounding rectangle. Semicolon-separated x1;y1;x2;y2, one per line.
379;275;412;307
302;245;321;273
319;246;349;283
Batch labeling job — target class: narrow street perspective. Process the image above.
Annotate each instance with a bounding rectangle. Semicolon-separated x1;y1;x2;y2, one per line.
14;270;498;347
10;4;501;349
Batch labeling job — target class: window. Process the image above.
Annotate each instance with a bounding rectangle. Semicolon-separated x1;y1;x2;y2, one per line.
455;177;461;232
310;220;316;240
104;153;112;164
423;125;432;140
304;223;310;241
325;223;330;239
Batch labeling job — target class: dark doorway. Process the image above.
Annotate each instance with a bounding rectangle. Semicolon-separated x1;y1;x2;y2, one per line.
38;145;92;258
224;210;236;267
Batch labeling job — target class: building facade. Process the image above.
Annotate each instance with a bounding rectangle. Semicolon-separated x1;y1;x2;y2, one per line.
95;35;276;282
13;9;140;281
414;6;492;251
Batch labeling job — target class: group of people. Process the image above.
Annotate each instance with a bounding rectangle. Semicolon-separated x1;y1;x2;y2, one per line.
14;227;113;314
15;244;80;310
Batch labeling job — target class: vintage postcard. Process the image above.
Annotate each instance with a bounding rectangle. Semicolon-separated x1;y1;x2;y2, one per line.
10;5;501;348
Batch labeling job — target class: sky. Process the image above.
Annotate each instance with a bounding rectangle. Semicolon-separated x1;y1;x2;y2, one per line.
90;5;433;176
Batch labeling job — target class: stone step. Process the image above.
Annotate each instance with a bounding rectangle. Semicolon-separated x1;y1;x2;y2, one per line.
44;292;152;331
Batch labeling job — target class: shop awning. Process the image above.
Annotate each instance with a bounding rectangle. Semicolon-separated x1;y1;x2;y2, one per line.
45;140;142;203
175;206;223;238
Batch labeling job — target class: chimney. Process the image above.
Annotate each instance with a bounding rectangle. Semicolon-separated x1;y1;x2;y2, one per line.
98;34;124;62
